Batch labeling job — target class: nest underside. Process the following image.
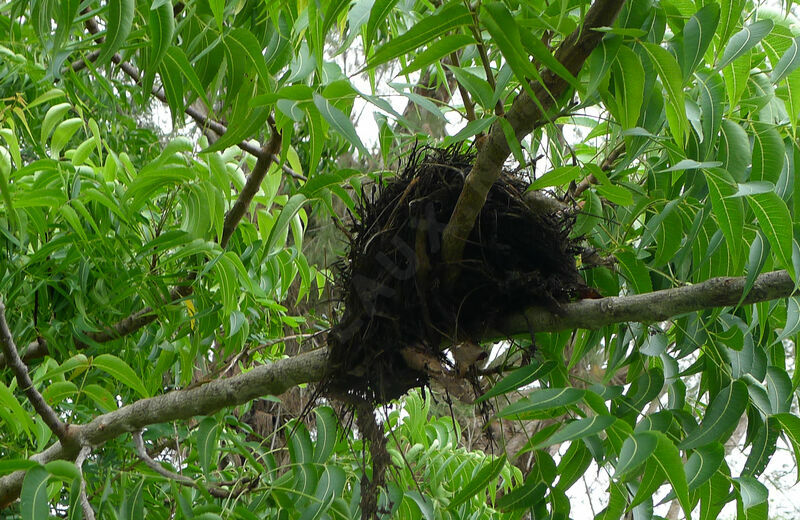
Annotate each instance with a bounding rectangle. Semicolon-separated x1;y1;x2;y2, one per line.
325;147;585;404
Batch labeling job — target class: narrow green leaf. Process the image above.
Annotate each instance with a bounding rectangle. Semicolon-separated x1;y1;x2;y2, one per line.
719;119;750;182
682;4;720;80
640;43;688;146
498;388;584;417
313;406;338;463
680;380;748;450
747;191;795;281
529;166;582;190
520;26;580;90
476;361;555;403
751;123;784;184
614;431;658;478
265;194;307;257
481;3;543;86
765;366;792;413
685;442;725;491
496;475;547;511
613;46;644;129
148;1;174;76
742;417;778;477
717;20;774;70
225;28;273;88
197;417;220;472
651;432;692;518
92;354;150;398
728;182;775;198
20;466;49;520
399;35;475;76
97;0;135;66
162;46;212;111
313;94;367;156
704;168;744;267
366;0;399;47
322;0;351;40
447;455;506;510
41;102;71;143
771;36;800;84
368;3;471;67
535;416;616;449
734;476;768;509
43;461;80;482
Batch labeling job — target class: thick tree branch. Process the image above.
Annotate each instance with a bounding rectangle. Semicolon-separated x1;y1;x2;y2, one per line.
0;301;67;439
441;0;626;276
1;270;796;507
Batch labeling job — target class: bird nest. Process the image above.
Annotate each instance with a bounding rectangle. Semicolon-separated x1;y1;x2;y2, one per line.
324;147;585;404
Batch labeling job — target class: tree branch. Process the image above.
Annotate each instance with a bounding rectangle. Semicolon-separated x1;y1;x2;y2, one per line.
441;0;627;277
1;269;796;507
0;300;67;439
220;124;283;248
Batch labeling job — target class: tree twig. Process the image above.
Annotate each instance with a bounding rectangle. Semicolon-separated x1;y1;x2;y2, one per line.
441;0;626;282
0;300;67;440
220;122;283;248
75;446;96;520
572;141;626;199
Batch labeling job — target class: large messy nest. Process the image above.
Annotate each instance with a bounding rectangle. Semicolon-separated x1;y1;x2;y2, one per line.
324;146;586;404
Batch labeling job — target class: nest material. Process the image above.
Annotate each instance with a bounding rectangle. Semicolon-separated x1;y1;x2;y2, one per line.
325;147;585;404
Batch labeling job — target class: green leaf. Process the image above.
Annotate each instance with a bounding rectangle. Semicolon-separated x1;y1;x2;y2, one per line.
201;107;270;154
651;432;692;518
265;193;307;258
313;406;338;463
614;431;658;478
680;380;748;450
728;181;775;198
751;123;784;184
147;1;174;82
368;3;471;67
640;42;688;147
40;102;71;143
481;3;543;87
399;34;475;76
496;475;547;511
0;460;39;476
529;166;581;190
747;191;795;281
20;466;49;520
497;388;584;417
704;168;744;267
771;36;800;83
742;417;778;477
321;0;351;40
719;120;750;182
765;365;792;413
476;361;555;403
226;28;273;89
734;476;768;509
520;26;580;90
44;460;80;481
685;442;725;491
197;417;220;473
365;0;399;48
447;455;506;510
162;46;212;111
613;46;644;129
618;367;664;415
535;416;616;449
717;20;774;70
313;94;368;156
682;4;720;80
447;66;494;109
50;117;83;158
97;0;134;66
92;354;150;398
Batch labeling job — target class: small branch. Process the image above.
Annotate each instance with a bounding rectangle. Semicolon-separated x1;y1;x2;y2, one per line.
75;447;96;520
220;124;283;248
572;141;626;199
0;300;67;439
441;0;626;281
132;431;195;486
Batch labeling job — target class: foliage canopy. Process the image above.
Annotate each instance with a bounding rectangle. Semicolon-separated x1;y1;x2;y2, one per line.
1;0;800;519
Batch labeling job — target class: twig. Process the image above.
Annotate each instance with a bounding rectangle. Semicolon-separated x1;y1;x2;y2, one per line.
449;51;478;122
220;122;283;248
75;446;96;520
0;300;67;439
572;141;626;199
441;0;626;284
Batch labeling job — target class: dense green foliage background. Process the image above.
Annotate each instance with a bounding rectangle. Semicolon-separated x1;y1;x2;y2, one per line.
2;0;800;518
